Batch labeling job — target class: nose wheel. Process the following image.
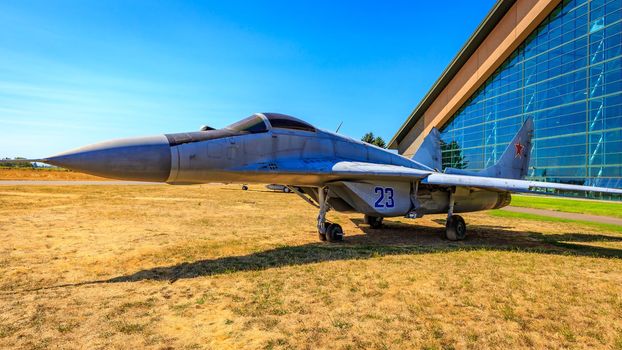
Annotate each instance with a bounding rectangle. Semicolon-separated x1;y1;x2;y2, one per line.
317;187;343;242
319;222;343;242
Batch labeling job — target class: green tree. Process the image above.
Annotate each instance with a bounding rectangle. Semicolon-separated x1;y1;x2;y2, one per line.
440;140;468;169
373;136;386;148
0;157;36;168
361;132;375;144
361;132;386;148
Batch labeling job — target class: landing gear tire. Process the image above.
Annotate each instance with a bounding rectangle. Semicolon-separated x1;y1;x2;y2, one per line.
282;187;291;193
318;222;331;241
316;187;343;242
445;215;466;241
325;223;344;242
364;215;383;229
241;185;248;190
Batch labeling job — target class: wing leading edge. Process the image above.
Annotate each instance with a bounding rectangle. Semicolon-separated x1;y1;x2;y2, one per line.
422;172;622;196
233;160;432;183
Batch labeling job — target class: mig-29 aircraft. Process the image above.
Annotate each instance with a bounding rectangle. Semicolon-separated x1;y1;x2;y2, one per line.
24;113;622;242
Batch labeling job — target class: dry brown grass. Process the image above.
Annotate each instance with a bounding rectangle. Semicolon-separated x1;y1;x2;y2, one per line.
0;168;109;181
1;184;622;349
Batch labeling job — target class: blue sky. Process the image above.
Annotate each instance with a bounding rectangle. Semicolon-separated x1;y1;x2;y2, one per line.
0;0;495;158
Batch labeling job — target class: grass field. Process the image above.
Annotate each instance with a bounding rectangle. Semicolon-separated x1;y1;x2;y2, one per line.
0;167;108;181
510;194;622;219
1;184;622;349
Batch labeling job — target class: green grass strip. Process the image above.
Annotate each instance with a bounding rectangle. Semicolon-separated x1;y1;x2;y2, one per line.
491;209;622;234
510;194;622;219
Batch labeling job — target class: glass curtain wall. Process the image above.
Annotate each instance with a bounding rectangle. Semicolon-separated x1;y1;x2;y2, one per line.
440;0;622;190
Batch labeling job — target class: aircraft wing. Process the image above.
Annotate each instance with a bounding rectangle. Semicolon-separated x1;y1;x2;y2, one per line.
422;173;622;196
329;161;431;178
237;160;432;182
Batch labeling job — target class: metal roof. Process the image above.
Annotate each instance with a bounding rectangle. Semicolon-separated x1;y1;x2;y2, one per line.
388;0;516;149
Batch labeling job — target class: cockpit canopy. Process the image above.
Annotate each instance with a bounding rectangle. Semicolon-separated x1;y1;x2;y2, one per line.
167;113;317;147
225;115;269;134
263;113;316;132
225;113;316;134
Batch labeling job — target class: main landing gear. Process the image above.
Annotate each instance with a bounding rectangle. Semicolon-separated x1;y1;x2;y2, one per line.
364;215;383;229
317;187;343;242
445;189;467;241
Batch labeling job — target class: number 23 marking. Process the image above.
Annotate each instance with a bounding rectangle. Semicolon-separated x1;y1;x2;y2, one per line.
374;187;394;208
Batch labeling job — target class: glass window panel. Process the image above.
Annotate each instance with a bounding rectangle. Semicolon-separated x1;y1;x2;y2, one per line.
437;0;622;189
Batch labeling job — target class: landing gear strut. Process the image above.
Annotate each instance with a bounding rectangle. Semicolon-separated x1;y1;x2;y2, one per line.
317;187;343;242
364;215;383;229
445;189;467;241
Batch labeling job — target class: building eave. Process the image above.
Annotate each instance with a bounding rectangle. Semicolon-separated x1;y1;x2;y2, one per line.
388;0;516;149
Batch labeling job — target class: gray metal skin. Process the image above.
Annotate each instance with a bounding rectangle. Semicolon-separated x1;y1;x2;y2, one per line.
43;113;493;217
41;112;622;241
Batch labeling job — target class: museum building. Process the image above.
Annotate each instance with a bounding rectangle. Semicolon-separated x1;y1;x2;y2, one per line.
389;0;622;188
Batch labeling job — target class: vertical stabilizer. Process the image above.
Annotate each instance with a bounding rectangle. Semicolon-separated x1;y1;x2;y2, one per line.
412;127;442;171
445;117;534;179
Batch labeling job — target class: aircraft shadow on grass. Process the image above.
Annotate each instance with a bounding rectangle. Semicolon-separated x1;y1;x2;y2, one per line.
15;220;622;293
103;219;622;284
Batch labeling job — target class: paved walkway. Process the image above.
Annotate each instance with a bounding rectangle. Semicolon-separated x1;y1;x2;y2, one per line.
502;206;622;226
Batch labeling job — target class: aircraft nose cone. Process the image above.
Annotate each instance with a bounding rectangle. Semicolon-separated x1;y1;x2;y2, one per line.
45;135;171;182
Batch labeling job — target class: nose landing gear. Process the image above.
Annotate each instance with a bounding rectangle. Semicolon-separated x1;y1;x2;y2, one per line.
324;223;343;242
317;187;343;242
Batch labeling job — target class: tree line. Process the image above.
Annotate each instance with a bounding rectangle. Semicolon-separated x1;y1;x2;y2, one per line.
360;132;386;148
0;158;38;168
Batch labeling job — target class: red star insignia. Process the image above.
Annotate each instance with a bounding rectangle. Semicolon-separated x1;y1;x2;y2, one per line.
514;142;524;158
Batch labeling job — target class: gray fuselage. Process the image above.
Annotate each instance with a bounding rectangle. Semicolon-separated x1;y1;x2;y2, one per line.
167;127;426;186
44;113;510;218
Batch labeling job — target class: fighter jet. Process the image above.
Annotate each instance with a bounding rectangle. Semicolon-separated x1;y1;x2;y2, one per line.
24;113;622;241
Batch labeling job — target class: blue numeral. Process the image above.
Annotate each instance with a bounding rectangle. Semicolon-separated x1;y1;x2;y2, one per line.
385;188;394;208
374;187;394;208
374;187;384;207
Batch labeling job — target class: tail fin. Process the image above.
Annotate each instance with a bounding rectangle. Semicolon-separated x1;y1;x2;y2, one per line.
445;117;533;180
412;127;442;171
